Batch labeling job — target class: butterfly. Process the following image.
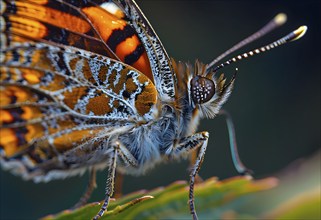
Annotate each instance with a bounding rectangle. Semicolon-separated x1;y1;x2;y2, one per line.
0;0;307;219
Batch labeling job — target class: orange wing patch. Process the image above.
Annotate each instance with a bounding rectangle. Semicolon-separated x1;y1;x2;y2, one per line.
82;6;127;41
0;85;48;106
53;129;103;153
0;128;19;157
82;6;153;81
2;0;153;82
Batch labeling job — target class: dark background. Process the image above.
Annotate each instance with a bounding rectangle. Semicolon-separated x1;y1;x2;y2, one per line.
1;1;320;219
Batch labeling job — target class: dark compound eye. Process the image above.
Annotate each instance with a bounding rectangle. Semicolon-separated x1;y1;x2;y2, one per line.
190;76;215;104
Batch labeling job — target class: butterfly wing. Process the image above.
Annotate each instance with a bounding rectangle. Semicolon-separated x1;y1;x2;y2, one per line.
1;0;165;180
0;42;157;180
2;0;117;57
114;0;177;101
2;0;176;100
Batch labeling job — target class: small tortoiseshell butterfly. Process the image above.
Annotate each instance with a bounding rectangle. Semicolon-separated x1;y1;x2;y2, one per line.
0;0;307;219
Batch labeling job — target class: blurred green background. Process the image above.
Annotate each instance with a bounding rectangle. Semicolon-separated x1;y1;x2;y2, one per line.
1;0;320;219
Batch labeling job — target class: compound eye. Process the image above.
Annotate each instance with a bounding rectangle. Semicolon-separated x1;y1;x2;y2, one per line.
190;76;215;104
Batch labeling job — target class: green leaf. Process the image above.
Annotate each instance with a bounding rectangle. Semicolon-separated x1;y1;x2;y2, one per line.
43;176;277;220
263;187;320;219
43;152;320;220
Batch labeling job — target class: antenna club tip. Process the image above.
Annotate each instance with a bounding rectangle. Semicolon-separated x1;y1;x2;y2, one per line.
292;25;308;41
274;13;287;25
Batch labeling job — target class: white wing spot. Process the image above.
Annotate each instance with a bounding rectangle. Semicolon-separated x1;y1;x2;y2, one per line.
100;2;121;15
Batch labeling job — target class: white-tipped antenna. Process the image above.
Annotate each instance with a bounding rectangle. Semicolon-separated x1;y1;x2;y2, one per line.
211;26;307;72
207;13;287;70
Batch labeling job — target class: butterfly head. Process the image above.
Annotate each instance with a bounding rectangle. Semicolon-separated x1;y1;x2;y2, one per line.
188;60;236;118
188;23;307;119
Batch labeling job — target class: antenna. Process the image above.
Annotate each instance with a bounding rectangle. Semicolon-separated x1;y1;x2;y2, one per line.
207;13;287;70
211;26;307;72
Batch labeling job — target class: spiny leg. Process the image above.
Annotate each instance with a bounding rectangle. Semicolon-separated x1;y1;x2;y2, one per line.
175;131;209;220
219;109;253;175
113;141;139;198
117;142;139;167
189;133;208;220
189;149;203;183
93;141;139;219
72;168;97;209
93;147;118;220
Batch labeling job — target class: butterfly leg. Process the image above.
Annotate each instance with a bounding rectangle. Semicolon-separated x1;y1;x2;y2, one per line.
93;147;118;220
219;109;253;175
72;167;97;209
93;141;138;219
174;131;209;220
190;150;203;183
114;143;139;198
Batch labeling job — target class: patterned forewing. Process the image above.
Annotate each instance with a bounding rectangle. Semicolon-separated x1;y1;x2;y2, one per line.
1;43;157;118
0;0;161;181
1;0;176;98
1;0;154;80
114;0;177;101
1;0;113;56
0;43;157;179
